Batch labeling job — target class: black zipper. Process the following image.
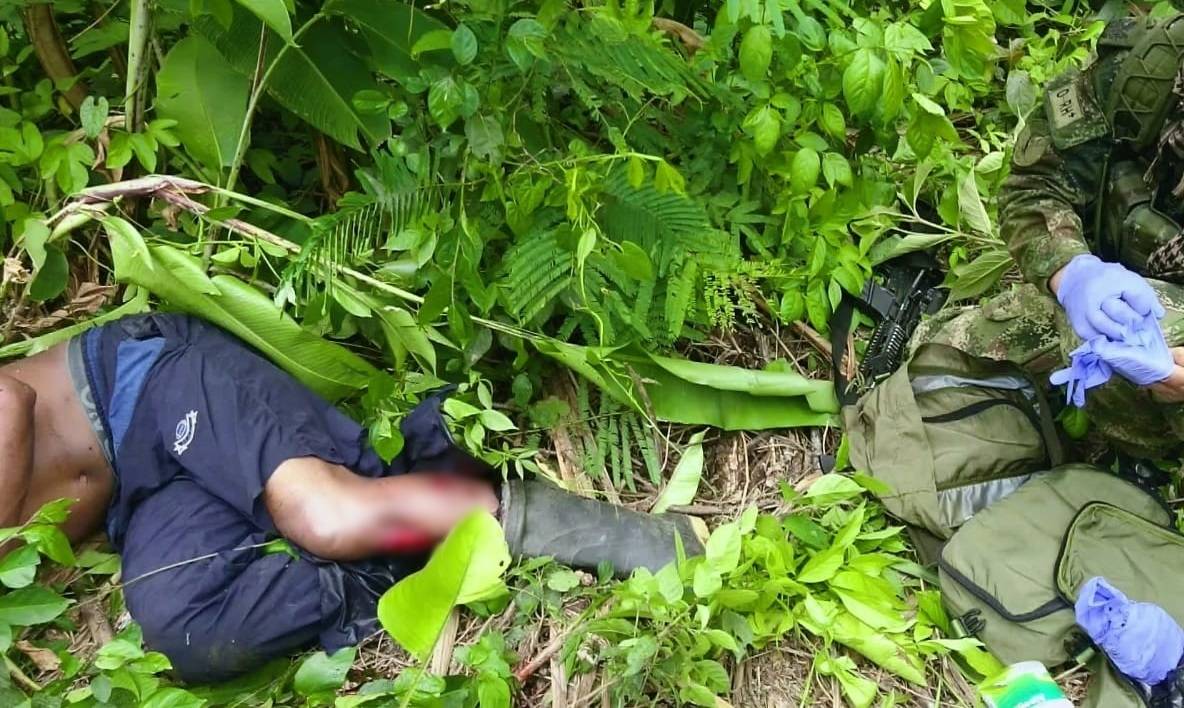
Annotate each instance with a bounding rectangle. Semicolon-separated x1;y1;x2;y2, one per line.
939;479;1172;633
938;556;1070;622
921;395;1046;440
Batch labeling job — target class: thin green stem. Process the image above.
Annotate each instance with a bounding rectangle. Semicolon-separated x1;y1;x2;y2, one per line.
224;14;324;194
124;0;152;133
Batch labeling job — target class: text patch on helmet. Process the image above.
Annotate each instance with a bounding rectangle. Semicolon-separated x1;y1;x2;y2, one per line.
1050;82;1083;129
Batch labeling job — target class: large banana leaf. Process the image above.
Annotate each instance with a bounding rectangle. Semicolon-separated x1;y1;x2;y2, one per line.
105;217;376;401
323;0;449;79
537;340;838;430
194;10;388;150
156;36;249;169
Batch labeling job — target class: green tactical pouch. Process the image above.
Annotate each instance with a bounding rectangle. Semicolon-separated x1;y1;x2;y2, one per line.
843;343;1064;541
940;464;1182;707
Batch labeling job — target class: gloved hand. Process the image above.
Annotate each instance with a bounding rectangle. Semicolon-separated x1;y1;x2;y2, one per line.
1056;254;1165;341
1076;576;1184;686
1050;342;1113;407
1091;314;1174;386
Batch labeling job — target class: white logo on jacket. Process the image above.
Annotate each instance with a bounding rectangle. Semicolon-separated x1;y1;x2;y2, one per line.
174;410;198;456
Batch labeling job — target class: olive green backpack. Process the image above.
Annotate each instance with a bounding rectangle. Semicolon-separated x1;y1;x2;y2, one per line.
938;464;1184;707
840;341;1184;706
842;342;1065;545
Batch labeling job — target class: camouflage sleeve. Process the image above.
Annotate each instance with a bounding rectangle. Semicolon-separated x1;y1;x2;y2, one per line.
997;112;1111;291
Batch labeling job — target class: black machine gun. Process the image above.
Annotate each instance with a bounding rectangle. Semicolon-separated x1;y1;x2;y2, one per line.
830;253;947;403
848;254;947;386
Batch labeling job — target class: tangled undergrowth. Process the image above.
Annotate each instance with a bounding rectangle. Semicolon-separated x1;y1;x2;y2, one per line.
0;0;1166;704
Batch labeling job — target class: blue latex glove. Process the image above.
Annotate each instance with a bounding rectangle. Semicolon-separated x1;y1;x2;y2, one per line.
1076;576;1184;686
1091;314;1174;386
1056;254;1166;341
1050;342;1113;407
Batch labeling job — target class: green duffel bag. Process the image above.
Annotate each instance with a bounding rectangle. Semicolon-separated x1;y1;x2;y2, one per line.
940;464;1183;707
843;342;1065;541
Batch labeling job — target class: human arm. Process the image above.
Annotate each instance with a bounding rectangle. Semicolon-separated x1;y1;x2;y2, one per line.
998;111;1104;291
0;372;36;529
1148;348;1184;403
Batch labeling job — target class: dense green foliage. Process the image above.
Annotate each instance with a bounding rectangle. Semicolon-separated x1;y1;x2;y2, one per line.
0;0;1152;703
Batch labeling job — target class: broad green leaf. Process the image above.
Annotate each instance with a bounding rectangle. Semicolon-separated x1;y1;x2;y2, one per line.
412;29;453;57
139;687;207;708
941;0;997;80
428;77;464;128
325;0;448;78
833;587;911;633
949;247;1013;301
819;103;845;141
652;430;706;513
546;568;580;592
19;219;50;270
0;546;40;588
1006;70;1037;117
28;246;68;302
195;10;388;149
21;524;75;565
294;648;356;697
705;521;741;575
80;96;109;139
742;106;781;157
109;238;375;401
614;240;654;280
234;0;291;41
783;514;830;550
789;148;820;194
156;37;248;169
738;25;772;82
465;115;504;160
797;546;844;583
0;586;70;626
831;612;925;684
957;171;992;234
842;48;885;116
537;341;837;430
868;232;957;265
815;654;877;708
451;24;478;65
378;511;510;660
805;474;865;504
821;152;852;188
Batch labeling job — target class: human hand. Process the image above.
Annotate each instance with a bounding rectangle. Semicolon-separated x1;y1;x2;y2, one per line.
1091;314;1174;386
1053;254;1165;341
1149;348;1184;403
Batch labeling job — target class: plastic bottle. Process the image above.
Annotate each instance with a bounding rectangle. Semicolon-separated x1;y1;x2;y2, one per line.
979;661;1074;708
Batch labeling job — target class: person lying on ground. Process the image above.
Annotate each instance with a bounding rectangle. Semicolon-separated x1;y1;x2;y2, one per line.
0;312;701;683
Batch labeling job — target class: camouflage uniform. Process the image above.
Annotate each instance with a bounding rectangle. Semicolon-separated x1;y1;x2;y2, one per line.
915;13;1184;458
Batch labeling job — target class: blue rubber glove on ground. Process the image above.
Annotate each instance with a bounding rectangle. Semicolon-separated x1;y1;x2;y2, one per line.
1091;314;1174;386
1056;254;1165;341
1076;576;1184;686
1050;342;1113;407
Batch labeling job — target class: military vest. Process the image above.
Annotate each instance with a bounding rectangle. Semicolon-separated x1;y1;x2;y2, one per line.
1045;13;1184;280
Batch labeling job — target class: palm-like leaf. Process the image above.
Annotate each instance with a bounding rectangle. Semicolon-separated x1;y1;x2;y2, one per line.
194;10;389;149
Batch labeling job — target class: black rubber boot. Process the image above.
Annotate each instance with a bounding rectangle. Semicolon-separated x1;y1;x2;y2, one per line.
500;479;706;577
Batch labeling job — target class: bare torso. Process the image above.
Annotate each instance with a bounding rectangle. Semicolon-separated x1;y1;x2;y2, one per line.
1;343;113;542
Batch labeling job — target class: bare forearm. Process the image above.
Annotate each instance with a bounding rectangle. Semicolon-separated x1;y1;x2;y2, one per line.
0;372;36;528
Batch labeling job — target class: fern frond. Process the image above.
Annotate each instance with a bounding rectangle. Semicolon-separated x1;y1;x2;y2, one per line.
663;256;698;341
552;16;707;103
500;227;573;322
